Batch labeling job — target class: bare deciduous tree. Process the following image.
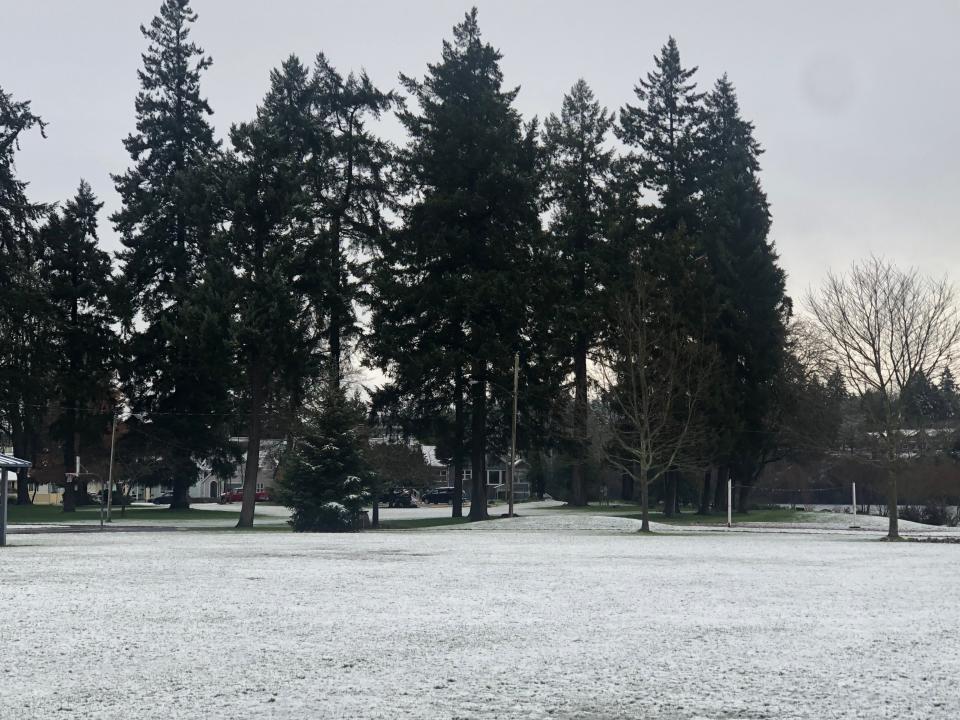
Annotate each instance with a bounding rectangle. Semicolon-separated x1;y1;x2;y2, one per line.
806;256;960;539
597;274;715;532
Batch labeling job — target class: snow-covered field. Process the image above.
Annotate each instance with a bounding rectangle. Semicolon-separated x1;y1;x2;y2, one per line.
2;524;958;719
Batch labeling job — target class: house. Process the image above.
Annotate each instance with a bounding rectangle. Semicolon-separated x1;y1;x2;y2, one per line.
190;437;285;500
421;445;530;501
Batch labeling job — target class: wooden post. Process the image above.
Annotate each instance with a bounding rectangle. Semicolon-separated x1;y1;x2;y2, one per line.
107;413;117;522
851;482;857;518
508;352;518;518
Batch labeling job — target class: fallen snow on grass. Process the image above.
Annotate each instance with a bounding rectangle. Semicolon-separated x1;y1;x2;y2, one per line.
451;513;661;533
2;528;959;719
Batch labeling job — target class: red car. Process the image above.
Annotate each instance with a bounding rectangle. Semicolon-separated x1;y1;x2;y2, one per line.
218;488;271;504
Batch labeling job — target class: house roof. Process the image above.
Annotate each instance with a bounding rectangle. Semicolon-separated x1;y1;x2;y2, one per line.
0;453;31;469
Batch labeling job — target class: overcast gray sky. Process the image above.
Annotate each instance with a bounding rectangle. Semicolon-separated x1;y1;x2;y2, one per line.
4;0;959;303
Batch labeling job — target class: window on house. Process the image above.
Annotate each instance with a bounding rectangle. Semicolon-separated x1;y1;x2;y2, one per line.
462;469;472;482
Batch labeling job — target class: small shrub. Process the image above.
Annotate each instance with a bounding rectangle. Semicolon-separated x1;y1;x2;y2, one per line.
275;385;371;532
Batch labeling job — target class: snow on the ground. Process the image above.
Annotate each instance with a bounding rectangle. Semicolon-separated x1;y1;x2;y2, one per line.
1;528;958;719
453;510;960;537
452;513;659;533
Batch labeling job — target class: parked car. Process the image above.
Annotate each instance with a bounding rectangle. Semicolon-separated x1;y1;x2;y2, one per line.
422;487;468;505
218;488;271;504
382;488;418;508
150;493;197;505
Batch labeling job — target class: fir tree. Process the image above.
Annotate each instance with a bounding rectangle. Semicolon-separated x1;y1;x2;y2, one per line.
41;181;118;509
112;0;232;509
369;8;540;521
614;39;710;318
697;75;790;508
618;36;704;235
307;56;393;388
0;86;54;503
275;384;370;532
614;39;712;511
226;56;322;527
542;79;615;505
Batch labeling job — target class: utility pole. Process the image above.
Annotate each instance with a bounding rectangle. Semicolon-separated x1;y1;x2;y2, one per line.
508;352;518;518
107;412;117;522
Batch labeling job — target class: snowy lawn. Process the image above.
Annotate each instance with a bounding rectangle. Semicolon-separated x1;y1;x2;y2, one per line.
1;525;958;719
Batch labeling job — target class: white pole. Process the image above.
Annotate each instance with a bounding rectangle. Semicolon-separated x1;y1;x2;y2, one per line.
508;352;518;518
727;478;732;528
851;482;857;518
1;468;8;547
106;413;117;522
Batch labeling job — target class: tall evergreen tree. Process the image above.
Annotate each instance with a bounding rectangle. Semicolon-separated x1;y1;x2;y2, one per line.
41;181;117;509
698;75;790;508
370;8;540;521
542;79;615;506
112;0;232;509
614;38;711;510
307;56;393;388
0;86;53;503
226;56;322;528
618;37;704;236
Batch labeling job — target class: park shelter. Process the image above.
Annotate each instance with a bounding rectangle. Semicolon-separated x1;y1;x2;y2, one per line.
1;453;31;547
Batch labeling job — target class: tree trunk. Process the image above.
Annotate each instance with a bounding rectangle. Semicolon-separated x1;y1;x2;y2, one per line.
536;450;547;500
639;467;650;532
713;466;728;510
14;428;33;505
468;362;488;521
371;497;380;529
570;331;589;506
622;471;634;503
452;366;464;518
886;467;899;539
663;470;677;518
674;471;682;515
698;467;715;515
171;460;192;510
737;482;751;514
15;467;31;505
238;362;266;528
58;416;77;512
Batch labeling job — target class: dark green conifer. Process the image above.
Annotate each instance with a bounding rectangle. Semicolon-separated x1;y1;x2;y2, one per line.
274;384;370;532
698;75;790;507
112;0;232;508
369;8;540;521
0;86;53;504
542;79;615;505
41;182;117;509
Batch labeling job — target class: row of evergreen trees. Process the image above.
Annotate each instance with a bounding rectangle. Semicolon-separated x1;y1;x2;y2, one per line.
1;1;790;524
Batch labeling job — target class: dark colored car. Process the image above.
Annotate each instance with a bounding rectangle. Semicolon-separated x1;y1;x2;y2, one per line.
422;487;467;505
150;493;197;505
382;489;418;508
